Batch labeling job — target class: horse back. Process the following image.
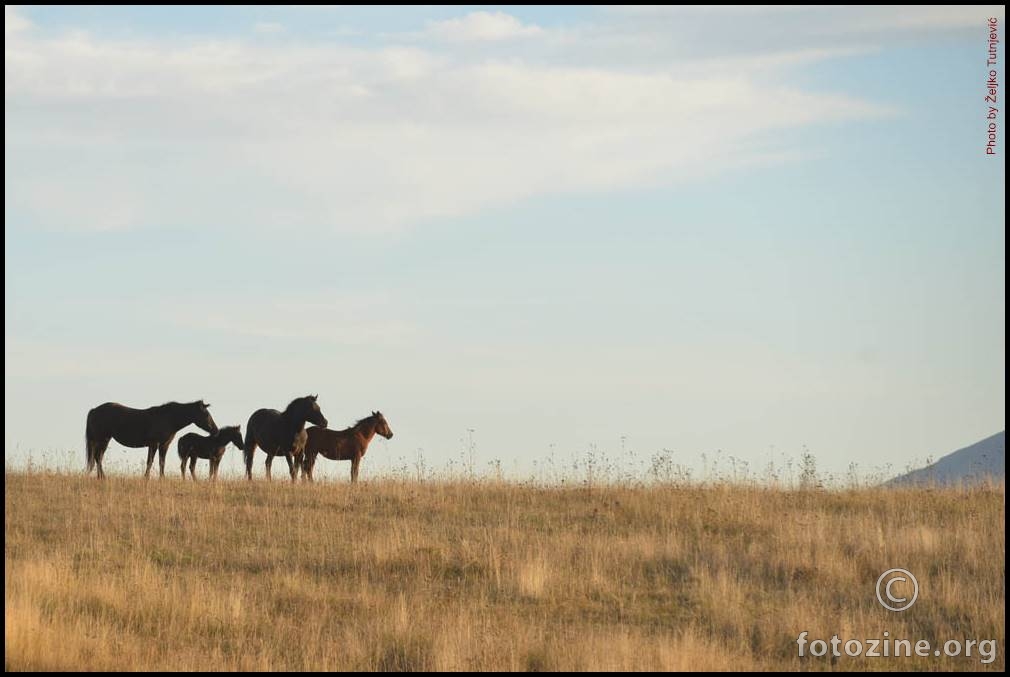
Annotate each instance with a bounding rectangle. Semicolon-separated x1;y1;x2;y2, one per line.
245;408;284;449
177;432;201;456
87;402;139;425
87;402;153;446
306;426;357;461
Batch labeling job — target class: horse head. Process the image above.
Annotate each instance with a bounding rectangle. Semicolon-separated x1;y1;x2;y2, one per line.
288;394;328;428
372;411;394;439
193;400;218;434
220;425;244;450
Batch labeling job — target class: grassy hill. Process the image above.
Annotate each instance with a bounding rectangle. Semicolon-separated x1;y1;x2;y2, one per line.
4;472;1005;670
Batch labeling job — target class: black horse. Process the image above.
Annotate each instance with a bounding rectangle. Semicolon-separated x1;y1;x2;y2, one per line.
244;395;327;481
85;400;217;479
178;425;244;481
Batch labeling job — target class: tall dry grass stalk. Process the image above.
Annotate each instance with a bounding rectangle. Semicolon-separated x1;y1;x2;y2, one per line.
4;471;1004;670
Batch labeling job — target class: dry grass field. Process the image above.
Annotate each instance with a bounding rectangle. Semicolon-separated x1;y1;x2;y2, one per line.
4;471;1005;671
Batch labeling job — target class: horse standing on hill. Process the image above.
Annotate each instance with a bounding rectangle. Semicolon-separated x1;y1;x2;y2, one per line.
244;395;328;481
178;425;244;480
300;411;394;483
85;400;218;479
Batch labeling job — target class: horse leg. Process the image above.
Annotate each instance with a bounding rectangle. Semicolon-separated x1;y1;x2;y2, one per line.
285;453;297;482
302;451;315;482
190;456;198;480
265;454;274;481
94;438;110;480
180;454;188;479
158;439;173;478
351;455;362;483
145;444;157;479
210;458;220;481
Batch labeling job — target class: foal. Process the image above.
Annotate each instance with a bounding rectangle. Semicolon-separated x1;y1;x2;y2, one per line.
301;411;393;483
177;426;244;480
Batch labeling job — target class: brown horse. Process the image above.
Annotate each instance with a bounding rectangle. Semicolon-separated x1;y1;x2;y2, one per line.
300;411;394;483
178;425;244;480
244;395;328;481
85;400;217;479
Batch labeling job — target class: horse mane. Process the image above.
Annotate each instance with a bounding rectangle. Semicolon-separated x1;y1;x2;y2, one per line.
216;425;243;444
353;415;372;427
156;400;202;409
351;412;382;429
325;414;376;435
282;395;315;416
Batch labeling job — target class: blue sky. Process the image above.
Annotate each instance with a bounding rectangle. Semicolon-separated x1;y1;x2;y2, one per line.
4;6;1005;481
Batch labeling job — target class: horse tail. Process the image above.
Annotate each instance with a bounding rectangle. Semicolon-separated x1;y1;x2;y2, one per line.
85;435;93;472
240;426;252;468
84;410;95;473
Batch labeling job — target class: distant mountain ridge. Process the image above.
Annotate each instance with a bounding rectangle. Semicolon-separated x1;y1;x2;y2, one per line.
887;431;1005;487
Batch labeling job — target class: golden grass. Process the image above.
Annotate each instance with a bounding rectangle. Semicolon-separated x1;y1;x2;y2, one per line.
4;472;1005;671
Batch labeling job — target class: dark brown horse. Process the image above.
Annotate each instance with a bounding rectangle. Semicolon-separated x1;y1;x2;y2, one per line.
300;411;393;483
244;395;328;481
85;401;217;479
178;425;244;480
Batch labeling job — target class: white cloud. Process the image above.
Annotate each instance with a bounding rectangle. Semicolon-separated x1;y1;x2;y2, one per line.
5;9;894;234
252;21;285;35
170;293;419;346
841;5;1003;31
605;4;1000;29
5;6;30;36
425;11;543;42
579;5;1005;69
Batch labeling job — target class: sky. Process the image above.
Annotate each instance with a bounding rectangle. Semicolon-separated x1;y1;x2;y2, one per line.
4;5;1006;482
